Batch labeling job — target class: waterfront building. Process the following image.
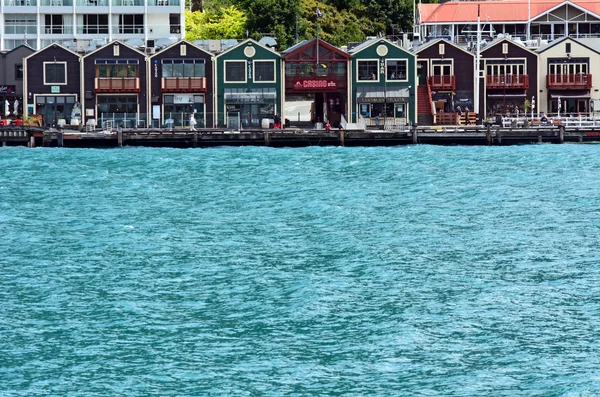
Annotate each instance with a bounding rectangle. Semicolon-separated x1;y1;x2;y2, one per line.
23;43;81;127
415;38;474;125
348;38;416;127
0;44;34;116
149;40;214;129
0;0;184;51
283;38;350;128
480;38;539;119
81;40;147;128
417;0;600;47
215;39;282;129
536;36;599;115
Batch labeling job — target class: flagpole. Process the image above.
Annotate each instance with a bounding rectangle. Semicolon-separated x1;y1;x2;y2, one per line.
316;2;320;68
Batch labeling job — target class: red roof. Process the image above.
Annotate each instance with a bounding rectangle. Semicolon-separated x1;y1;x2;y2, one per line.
420;0;600;23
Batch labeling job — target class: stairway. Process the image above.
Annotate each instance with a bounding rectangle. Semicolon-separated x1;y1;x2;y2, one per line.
417;84;433;126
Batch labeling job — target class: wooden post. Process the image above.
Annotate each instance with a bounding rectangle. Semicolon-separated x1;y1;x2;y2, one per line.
486;124;492;145
559;125;564;144
538;135;543;143
117;130;123;147
412;126;418;144
57;132;64;147
264;131;270;147
340;130;345;146
578;135;583;143
497;130;502;145
193;131;198;148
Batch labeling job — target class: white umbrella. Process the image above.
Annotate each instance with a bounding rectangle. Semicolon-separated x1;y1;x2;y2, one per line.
13;99;19;115
4;100;9;117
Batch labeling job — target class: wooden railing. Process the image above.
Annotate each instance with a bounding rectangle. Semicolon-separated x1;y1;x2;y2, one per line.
95;77;140;92
427;80;436;124
486;75;529;89
546;74;592;89
428;75;455;91
161;77;207;92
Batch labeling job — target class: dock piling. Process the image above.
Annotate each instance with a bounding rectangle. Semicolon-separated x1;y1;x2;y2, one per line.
559;126;565;144
264;132;270;147
117;130;123;147
340;130;345;146
486;125;492;145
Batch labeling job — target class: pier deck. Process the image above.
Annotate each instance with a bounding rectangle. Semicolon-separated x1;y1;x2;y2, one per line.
0;125;598;148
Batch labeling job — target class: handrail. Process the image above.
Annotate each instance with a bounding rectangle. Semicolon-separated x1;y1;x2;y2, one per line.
427;79;436;124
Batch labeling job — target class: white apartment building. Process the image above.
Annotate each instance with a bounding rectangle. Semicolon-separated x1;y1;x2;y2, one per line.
0;0;185;51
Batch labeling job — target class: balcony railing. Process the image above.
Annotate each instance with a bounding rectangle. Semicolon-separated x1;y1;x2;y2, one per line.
161;77;207;93
5;0;37;5
40;0;73;5
148;0;179;5
95;77;140;92
428;75;455;91
546;74;592;89
486;74;529;89
76;0;108;5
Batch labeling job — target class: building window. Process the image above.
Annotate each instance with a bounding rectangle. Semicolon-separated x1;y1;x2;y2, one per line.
431;60;452;76
117;14;144;34
254;60;275;82
566;43;571;53
225;61;246;82
45;14;65;34
169;14;181;34
80;14;109;34
162;59;206;77
357;60;378;81
44;62;67;85
386;59;408;81
5;15;37;34
15;64;24;80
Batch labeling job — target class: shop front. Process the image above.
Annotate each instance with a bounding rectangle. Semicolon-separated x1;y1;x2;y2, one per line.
223;88;276;129
163;93;205;128
96;94;139;128
356;85;409;126
34;95;81;127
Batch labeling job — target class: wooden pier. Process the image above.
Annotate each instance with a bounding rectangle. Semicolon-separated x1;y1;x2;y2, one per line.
1;125;599;148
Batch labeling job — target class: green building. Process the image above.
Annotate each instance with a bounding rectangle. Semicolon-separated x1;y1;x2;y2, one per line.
215;39;283;129
348;38;417;127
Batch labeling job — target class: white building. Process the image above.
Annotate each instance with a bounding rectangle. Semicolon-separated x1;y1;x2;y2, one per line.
0;0;185;51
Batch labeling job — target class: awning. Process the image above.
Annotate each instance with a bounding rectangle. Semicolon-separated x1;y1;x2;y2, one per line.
357;86;410;103
550;91;590;99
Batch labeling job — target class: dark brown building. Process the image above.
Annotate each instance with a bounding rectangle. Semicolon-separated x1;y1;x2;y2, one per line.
24;44;82;128
1;45;35;118
82;41;148;129
416;39;475;124
480;38;539;119
282;39;350;127
150;40;214;129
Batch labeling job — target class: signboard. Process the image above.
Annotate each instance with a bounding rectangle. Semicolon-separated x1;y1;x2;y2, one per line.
152;105;160;120
292;79;337;90
0;85;16;94
51;86;60;93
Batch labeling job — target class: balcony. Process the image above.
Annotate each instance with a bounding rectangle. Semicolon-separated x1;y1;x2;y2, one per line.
161;77;207;93
428;75;455;91
95;77;140;92
486;75;529;89
546;74;592;89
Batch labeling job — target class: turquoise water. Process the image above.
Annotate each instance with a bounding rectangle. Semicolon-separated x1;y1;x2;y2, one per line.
2;145;600;396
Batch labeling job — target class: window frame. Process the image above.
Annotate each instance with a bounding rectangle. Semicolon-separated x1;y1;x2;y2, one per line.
43;61;68;85
386;59;409;82
356;59;379;82
253;59;276;83
224;60;247;83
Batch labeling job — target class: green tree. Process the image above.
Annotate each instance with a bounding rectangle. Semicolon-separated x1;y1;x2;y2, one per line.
184;6;247;41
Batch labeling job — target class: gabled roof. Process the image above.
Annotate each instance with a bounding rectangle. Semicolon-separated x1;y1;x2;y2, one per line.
414;38;474;57
1;44;35;58
281;38;350;60
348;37;415;57
81;40;146;59
481;37;540;56
215;38;281;59
419;0;600;24
536;35;600;55
152;39;213;59
24;42;80;62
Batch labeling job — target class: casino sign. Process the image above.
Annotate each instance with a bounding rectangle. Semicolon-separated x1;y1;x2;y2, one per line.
293;79;337;90
0;85;16;94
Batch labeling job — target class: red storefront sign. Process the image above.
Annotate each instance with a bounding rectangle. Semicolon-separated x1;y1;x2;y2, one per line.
293;79;337;90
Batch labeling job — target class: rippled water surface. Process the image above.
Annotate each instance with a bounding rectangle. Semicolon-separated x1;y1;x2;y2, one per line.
2;145;600;396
